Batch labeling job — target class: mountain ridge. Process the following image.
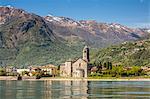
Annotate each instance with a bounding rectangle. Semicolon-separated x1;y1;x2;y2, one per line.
44;14;149;47
0;6;149;67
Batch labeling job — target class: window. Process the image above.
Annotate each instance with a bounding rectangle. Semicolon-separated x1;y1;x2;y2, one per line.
79;63;81;67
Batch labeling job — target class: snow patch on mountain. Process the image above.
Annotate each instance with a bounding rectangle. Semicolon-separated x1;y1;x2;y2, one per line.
147;29;150;33
45;15;83;26
46;14;62;22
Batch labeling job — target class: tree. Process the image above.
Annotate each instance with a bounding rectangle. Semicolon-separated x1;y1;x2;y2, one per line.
0;69;6;76
104;62;107;68
104;62;112;70
131;66;141;76
109;62;112;70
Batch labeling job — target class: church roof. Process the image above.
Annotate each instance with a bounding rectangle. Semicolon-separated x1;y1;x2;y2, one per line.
72;58;87;64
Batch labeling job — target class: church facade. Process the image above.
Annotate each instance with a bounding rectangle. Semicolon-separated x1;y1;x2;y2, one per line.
60;46;90;78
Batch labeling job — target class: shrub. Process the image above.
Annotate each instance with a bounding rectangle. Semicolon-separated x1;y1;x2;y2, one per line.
0;69;6;76
35;73;41;79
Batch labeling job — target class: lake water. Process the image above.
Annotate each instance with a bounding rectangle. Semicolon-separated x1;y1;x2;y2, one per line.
0;80;150;99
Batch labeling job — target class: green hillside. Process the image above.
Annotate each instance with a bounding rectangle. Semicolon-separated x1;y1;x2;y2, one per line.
90;39;150;66
0;40;84;67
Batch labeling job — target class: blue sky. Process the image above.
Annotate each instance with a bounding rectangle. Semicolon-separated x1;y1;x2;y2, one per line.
1;0;149;28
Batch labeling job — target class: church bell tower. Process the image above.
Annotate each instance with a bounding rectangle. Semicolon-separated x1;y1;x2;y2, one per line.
83;46;90;62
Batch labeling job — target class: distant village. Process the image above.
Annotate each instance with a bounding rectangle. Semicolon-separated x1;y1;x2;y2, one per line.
0;46;150;80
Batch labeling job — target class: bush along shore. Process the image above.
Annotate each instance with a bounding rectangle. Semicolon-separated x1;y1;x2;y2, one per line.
0;62;150;80
89;61;150;78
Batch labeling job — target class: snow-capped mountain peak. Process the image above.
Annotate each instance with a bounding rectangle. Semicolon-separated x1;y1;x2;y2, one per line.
46;14;62;22
45;15;82;26
109;23;124;29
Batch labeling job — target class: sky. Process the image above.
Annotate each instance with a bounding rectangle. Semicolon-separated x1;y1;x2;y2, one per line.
1;0;150;28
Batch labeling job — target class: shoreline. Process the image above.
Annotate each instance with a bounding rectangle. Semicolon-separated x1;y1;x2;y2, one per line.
40;77;150;81
0;76;150;81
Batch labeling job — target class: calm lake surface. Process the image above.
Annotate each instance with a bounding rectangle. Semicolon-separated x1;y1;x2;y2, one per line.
0;80;150;99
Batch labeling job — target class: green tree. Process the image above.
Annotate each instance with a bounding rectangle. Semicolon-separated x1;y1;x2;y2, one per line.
104;62;107;68
109;62;112;70
0;69;6;76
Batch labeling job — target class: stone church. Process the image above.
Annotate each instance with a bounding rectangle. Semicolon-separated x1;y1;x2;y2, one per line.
60;46;90;78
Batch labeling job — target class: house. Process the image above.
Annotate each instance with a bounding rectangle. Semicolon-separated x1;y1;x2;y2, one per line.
60;46;90;78
17;69;30;74
38;64;57;76
30;64;57;76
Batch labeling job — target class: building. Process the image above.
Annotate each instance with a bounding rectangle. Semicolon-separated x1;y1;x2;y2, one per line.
15;64;57;77
37;64;57;76
60;46;90;78
30;64;57;76
17;69;30;74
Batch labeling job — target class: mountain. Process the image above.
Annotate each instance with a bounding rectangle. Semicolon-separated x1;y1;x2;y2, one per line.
0;7;57;48
45;15;148;47
0;6;149;67
0;6;84;67
90;39;150;66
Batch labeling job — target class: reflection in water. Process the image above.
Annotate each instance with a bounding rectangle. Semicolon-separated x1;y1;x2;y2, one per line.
0;80;150;99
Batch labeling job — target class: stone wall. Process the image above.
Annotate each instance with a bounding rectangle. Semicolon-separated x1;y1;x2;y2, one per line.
72;59;88;77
